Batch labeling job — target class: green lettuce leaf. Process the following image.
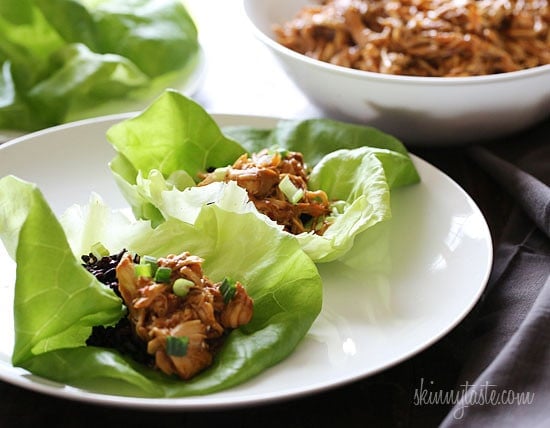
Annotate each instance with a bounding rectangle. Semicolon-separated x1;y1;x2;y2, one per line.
0;176;125;365
0;0;200;131
108;90;420;262
225;118;421;189
0;175;322;397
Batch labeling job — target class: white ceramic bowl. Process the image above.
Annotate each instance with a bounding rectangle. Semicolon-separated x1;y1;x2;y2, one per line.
243;0;550;146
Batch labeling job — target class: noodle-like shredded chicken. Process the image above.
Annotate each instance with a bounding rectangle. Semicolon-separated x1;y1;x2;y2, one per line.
198;148;333;235
273;0;550;77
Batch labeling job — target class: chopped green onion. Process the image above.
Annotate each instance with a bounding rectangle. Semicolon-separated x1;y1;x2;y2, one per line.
166;336;189;357
291;188;304;204
140;255;158;276
220;277;237;303
278;175;304;204
267;146;289;158
90;242;109;258
211;166;229;181
154;266;172;283
141;255;157;264
134;263;152;278
173;278;194;297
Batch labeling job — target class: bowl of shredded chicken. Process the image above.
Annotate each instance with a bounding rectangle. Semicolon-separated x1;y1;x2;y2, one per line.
243;0;550;145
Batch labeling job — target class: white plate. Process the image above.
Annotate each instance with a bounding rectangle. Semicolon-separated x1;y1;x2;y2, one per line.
0;114;492;410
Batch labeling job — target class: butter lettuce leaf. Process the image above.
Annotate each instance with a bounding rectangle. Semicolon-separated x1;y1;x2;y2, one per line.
0;176;125;365
0;175;322;397
108;90;420;262
0;0;200;131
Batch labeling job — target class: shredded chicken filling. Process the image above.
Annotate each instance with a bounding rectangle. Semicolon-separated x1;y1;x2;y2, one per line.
273;0;550;77
198;148;333;235
85;250;254;380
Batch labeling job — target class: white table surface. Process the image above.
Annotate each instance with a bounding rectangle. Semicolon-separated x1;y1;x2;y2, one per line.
185;0;323;120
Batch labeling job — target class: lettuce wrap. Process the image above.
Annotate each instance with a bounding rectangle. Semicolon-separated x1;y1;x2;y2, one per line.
0;0;200;132
0;175;322;397
107;89;421;262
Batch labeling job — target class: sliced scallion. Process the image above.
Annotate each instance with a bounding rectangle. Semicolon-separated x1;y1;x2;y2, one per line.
140;255;158;276
90;242;109;258
212;166;229;181
173;278;194;297
267;146;289;158
278;175;304;204
291;188;304;204
154;266;172;283
134;263;152;278
220;277;237;303
166;336;189;357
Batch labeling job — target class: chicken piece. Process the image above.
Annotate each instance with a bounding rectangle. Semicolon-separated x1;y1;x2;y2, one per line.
220;283;254;329
115;253;144;322
227;167;280;198
149;320;212;380
184;286;225;337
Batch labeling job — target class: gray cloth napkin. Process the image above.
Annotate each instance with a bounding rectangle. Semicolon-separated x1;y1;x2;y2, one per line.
440;146;550;427
469;146;550;238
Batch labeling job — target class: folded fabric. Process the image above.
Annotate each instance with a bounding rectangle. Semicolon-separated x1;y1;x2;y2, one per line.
441;275;550;426
468;146;550;238
440;145;550;427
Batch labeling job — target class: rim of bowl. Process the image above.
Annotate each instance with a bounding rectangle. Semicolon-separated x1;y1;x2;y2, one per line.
244;3;550;86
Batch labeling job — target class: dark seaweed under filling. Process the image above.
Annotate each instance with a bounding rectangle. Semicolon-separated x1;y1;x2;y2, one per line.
82;250;153;366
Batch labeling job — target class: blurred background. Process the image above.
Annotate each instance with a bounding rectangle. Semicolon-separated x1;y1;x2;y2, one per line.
185;0;322;120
